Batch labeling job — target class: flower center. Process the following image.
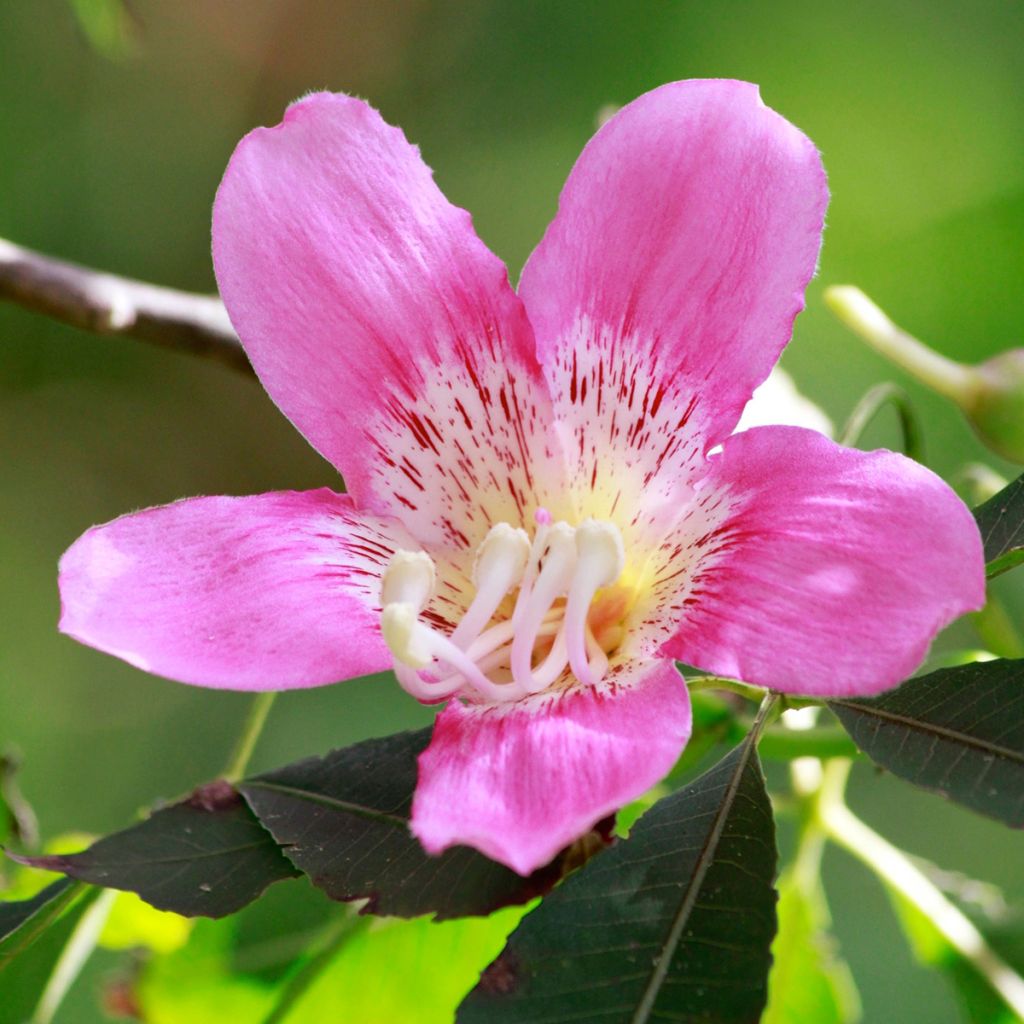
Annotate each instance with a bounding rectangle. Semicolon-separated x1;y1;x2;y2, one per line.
379;510;628;704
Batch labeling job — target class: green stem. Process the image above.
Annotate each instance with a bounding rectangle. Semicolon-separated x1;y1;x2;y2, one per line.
758;726;860;762
224;692;277;783
31;888;115;1024
825;286;978;405
260;912;370;1024
839;381;925;461
818;761;1024;1018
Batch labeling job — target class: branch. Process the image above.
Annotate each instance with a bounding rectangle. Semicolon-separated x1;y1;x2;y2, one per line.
0;237;252;374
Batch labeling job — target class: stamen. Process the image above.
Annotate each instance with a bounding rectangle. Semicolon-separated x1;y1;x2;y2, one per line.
512;509;552;630
379;515;630;705
563;520;625;686
510;522;578;692
380;550;435;609
449;523;530;649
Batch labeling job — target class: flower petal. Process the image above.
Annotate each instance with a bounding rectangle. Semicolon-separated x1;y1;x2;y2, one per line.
410;659;691;875
213;92;560;546
518;80;828;512
664;428;986;696
59;490;418;691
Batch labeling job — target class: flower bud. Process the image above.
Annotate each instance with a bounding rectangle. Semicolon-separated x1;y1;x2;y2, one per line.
826;286;1024;463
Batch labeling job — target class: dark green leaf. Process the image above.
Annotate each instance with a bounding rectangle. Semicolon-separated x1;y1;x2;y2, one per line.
12;781;298;918
457;736;777;1024
240;729;572;920
831;659;1024;827
974;473;1024;578
0;879;79;964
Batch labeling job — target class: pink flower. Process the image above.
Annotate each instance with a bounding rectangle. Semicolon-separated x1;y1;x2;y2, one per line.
58;81;985;875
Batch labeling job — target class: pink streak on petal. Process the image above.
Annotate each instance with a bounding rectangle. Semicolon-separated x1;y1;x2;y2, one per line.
58;490;418;691
519;79;829;452
213;93;556;541
411;659;691;875
665;427;986;697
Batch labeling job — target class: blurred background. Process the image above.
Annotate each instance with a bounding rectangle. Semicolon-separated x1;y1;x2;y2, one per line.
1;1;1022;1020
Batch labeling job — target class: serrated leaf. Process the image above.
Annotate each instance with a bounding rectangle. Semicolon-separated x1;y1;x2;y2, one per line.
11;781;298;918
764;869;860;1024
457;736;777;1024
0;879;80;964
239;728;573;920
974;473;1024;578
831;659;1024;826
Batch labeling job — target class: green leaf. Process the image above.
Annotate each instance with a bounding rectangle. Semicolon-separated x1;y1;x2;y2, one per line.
764;870;860;1024
0;885;100;1024
13;781;298;918
240;728;573;920
974;472;1024;578
99;891;192;953
831;659;1024;826
274;910;525;1024
137;916;279;1024
457;737;777;1024
0;879;80;964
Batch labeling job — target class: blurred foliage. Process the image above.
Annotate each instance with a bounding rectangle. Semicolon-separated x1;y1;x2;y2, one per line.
2;1;1024;1020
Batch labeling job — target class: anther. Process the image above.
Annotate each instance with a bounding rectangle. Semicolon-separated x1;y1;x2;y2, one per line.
450;524;530;649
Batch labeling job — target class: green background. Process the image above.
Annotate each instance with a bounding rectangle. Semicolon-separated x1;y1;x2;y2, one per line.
2;1;1023;1020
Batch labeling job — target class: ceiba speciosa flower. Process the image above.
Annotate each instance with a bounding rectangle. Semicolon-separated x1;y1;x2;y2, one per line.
59;81;984;875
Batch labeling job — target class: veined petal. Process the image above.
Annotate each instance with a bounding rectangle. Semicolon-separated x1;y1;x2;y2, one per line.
664;428;986;697
410;659;691;875
518;79;828;523
213;92;561;547
59;490;419;691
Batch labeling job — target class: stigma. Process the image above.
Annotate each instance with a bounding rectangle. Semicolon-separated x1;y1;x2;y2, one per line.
379;511;627;704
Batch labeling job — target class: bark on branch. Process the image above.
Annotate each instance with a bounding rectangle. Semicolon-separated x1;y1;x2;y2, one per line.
0;237;252;374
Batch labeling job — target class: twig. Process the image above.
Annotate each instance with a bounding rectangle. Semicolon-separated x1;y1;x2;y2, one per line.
0;236;252;374
818;760;1024;1018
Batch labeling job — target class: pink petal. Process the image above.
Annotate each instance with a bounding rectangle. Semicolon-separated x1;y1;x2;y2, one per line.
410;659;691;875
519;80;828;466
665;427;986;697
213;93;560;547
59;490;418;691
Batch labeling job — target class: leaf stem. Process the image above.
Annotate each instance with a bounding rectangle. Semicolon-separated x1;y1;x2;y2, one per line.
224;692;277;783
260;911;371;1024
818;761;1024;1018
839;381;924;461
758;726;860;762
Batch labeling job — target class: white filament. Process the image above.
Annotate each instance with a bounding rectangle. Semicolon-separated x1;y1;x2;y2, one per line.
379;513;625;704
